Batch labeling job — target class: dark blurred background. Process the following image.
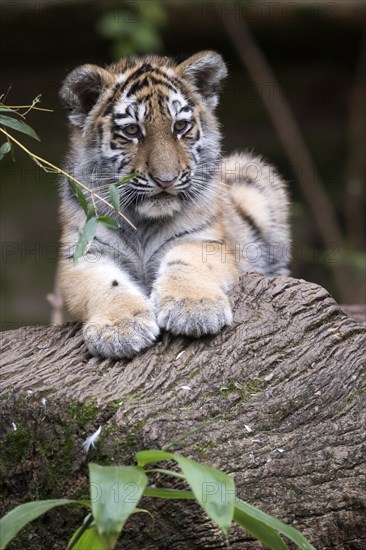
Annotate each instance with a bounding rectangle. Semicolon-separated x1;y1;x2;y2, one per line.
1;0;365;329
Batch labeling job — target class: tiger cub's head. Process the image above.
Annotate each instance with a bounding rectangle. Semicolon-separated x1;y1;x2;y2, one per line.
60;51;227;219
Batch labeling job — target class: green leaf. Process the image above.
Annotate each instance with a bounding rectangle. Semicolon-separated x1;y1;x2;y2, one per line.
74;217;98;263
143;487;195;500
67;513;94;549
136;449;174;467
0;499;84;550
115;172;138;185
234;500;316;550
67;178;89;215
68;527;105;550
108;184;120;213
234;504;288;550
0;115;40;141
87;204;97;220
0;141;11;160
136;450;235;534
97;216;119;230
89;464;147;548
175;455;235;535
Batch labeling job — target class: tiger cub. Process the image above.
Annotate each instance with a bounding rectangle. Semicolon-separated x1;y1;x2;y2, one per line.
59;51;290;359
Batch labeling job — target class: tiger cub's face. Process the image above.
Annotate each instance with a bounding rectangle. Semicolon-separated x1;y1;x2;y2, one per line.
60;51;227;219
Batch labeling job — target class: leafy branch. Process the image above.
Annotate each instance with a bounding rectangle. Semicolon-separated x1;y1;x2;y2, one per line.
0;98;137;262
0;448;315;550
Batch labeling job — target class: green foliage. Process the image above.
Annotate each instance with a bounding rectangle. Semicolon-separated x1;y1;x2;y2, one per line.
0;99;41;160
67;178;89;216
96;0;166;57
137;449;235;535
0;141;12;160
0;98;136;266
108;184;120;213
68;521;104;550
68;173;139;262
97;216;120;230
0;114;40;141
0;499;85;550
73;217;99;263
0;449;316;550
89;464;147;548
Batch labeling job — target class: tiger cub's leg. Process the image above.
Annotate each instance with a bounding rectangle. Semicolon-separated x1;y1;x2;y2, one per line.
59;257;159;359
151;242;239;337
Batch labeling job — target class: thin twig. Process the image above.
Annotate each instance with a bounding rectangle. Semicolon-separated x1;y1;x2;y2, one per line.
0;105;53;112
0;127;136;230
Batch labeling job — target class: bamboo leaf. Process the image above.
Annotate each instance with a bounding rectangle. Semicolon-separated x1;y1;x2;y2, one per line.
87;204;97;220
115;172;138;185
174;455;235;535
0;499;85;550
67;178;89;215
89;464;147;548
0;115;40;141
97;215;119;230
108;184;120;213
234;504;289;550
68;527;104;550
74;217;98;263
234;500;316;550
67;514;94;549
136;449;174;467
136;450;235;534
0;141;11;160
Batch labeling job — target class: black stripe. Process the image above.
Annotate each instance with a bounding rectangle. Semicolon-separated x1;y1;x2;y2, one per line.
102;64;182;117
112;134;130;144
115;63;175;100
126;75;150;98
179;105;193;114
234;204;265;242
115;63;153;95
103;103;113;116
118;158;128;171
114;113;130;120
150;66;181;85
148;75;178;92
141;92;153;103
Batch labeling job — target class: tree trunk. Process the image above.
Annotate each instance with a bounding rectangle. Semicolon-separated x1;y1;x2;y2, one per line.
1;273;365;550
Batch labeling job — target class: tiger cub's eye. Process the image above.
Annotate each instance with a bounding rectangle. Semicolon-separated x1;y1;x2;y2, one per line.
123;124;140;136
174;120;189;133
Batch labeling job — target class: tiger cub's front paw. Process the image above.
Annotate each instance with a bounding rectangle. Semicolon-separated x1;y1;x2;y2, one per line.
83;309;159;359
151;290;233;338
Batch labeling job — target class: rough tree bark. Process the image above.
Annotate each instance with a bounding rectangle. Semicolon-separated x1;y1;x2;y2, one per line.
0;273;365;550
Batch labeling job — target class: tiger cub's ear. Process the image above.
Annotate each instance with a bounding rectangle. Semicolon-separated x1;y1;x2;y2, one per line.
177;51;228;109
60;64;114;127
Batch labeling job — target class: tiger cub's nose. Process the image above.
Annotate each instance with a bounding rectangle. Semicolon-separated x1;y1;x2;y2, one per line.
151;175;178;188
